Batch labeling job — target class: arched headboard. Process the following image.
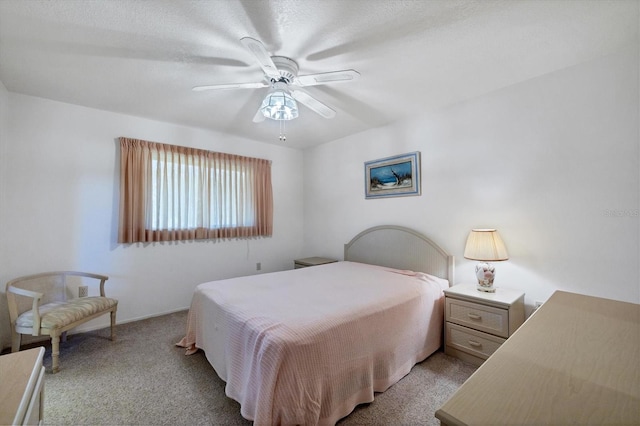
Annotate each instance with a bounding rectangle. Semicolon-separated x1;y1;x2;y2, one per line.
344;225;454;284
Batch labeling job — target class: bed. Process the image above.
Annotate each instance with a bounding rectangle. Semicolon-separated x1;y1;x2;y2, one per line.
178;225;454;425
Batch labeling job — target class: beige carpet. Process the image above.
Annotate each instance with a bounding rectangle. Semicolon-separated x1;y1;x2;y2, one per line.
35;310;476;425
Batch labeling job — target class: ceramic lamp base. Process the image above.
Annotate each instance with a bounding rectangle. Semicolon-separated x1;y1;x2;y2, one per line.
475;262;496;292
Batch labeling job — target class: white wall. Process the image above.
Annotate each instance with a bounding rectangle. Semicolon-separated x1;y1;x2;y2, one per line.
0;94;304;350
303;44;639;314
0;81;9;349
0;82;7;218
1;43;637;352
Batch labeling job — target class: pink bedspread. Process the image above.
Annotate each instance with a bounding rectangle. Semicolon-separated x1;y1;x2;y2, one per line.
178;261;448;425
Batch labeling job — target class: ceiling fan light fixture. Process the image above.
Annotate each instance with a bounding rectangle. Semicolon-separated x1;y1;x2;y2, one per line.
260;82;299;121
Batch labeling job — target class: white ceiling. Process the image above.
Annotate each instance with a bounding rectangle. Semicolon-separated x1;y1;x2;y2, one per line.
0;0;637;149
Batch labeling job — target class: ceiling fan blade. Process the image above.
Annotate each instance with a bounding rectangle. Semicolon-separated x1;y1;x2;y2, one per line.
291;90;336;119
252;107;266;123
240;37;281;81
192;81;268;91
294;70;360;87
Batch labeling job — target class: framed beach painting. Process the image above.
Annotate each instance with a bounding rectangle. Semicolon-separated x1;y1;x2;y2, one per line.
364;152;421;199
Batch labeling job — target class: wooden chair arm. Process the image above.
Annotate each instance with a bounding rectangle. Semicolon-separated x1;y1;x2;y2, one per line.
99;276;109;297
6;285;44;300
6;285;44;336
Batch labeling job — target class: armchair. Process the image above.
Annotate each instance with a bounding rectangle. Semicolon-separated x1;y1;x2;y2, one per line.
6;271;118;373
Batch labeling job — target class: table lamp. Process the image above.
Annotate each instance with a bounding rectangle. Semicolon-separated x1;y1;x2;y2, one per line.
463;229;509;292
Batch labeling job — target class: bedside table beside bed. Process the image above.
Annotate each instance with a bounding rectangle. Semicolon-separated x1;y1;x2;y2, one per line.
294;257;338;269
444;283;525;366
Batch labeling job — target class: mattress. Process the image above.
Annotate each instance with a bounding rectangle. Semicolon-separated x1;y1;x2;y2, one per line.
178;261;448;425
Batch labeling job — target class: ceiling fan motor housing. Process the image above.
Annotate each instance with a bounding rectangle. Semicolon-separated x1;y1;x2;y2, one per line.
271;56;299;83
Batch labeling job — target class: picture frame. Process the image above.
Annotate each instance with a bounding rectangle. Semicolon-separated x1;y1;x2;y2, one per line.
364;152;421;199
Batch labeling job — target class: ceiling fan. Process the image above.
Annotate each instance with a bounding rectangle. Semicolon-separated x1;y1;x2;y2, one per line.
192;37;360;123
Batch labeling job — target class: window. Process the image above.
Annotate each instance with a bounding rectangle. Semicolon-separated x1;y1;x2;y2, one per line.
118;137;273;243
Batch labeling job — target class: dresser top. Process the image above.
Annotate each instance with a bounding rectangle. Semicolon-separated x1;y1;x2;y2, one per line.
0;347;44;425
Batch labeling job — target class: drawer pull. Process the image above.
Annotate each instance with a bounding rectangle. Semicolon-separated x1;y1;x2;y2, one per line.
468;340;482;347
467;313;482;320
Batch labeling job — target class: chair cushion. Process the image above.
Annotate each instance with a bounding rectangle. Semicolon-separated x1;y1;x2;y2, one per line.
15;297;118;329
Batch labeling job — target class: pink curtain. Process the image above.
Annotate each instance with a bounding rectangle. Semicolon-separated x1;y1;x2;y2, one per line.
118;137;273;243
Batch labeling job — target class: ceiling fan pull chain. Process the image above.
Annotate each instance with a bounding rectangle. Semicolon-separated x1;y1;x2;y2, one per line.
279;119;286;142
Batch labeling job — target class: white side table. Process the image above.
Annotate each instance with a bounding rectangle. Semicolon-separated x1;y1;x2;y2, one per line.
444;283;525;366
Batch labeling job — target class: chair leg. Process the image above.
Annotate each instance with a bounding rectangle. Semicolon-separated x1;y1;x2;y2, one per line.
110;310;117;341
51;333;61;373
11;331;21;353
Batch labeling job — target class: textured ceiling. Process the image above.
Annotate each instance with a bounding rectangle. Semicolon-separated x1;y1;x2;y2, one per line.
0;0;637;149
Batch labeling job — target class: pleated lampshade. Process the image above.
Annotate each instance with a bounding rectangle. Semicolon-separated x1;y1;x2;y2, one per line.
463;229;509;261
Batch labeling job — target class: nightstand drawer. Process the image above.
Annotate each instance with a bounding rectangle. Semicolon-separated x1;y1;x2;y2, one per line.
446;322;505;360
446;298;509;338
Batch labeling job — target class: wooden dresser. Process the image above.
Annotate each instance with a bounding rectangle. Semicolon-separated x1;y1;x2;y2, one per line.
0;347;45;425
436;291;640;425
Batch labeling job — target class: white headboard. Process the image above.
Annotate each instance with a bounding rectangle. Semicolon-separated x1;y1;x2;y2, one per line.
344;225;454;284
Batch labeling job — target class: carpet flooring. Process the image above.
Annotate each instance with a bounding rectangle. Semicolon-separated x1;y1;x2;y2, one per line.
35;310;476;425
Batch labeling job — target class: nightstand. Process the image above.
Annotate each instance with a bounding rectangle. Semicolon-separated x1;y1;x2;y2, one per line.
294;257;338;269
444;283;525;366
